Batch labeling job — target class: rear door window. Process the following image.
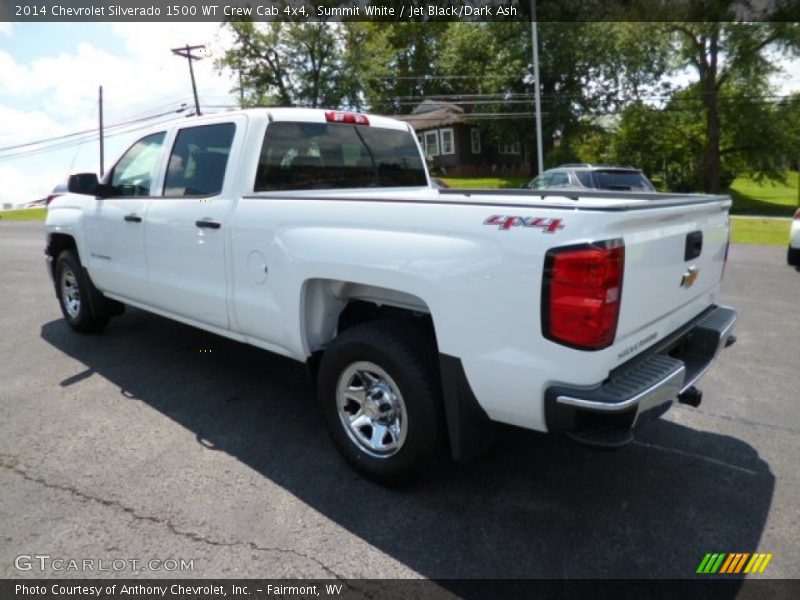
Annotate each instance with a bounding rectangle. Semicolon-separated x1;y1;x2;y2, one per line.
163;123;236;197
254;122;427;191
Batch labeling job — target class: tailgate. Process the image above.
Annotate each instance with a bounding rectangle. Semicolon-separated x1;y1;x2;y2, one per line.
612;198;731;351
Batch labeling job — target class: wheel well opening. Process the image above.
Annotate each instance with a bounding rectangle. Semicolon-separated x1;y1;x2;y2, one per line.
302;280;438;382
47;234;78;277
337;300;435;342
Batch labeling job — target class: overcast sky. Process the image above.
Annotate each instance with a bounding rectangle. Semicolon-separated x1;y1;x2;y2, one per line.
0;22;236;206
0;22;798;207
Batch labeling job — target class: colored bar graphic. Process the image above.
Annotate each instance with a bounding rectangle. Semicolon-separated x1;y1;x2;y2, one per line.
744;554;759;573
733;553;750;573
697;553;713;574
710;553;726;573
698;552;773;574
758;554;773;573
751;554;765;573
720;554;736;573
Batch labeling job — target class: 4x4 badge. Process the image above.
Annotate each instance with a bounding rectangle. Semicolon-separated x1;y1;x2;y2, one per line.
484;215;565;233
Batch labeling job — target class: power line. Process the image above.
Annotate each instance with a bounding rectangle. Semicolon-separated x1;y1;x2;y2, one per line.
0;116;181;162
0;105;189;154
0;111;188;162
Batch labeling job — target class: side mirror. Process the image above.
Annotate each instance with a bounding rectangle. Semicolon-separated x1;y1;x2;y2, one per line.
68;173;99;195
68;173;111;197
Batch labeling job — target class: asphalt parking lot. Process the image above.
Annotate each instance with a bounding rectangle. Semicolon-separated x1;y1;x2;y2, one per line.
1;220;799;581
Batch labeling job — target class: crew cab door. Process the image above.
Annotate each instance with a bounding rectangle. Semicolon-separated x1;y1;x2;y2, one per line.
83;131;166;302
144;119;243;329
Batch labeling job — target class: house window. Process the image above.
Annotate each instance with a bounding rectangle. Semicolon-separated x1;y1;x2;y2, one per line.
500;140;520;155
440;128;455;155
424;130;440;157
471;128;481;154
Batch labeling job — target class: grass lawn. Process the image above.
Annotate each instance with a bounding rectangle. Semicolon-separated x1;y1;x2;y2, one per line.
0;208;46;221
730;217;791;246
728;171;799;217
440;176;529;189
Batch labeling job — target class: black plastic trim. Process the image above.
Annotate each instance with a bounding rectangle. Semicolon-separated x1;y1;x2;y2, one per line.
545;304;737;448
685;230;703;261
196;220;222;229
438;354;495;462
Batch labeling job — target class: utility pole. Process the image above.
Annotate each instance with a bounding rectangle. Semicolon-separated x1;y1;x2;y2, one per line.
171;44;205;116
530;0;544;176
98;85;105;176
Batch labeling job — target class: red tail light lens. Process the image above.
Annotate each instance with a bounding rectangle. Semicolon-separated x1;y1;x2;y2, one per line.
542;240;624;350
45;194;58;206
795;208;800;220
325;111;369;125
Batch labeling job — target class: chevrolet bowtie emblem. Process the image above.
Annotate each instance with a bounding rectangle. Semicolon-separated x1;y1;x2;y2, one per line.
681;266;699;288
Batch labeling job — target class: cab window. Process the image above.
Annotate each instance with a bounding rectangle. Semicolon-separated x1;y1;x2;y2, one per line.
163;123;236;197
530;174;550;189
549;171;570;187
109;132;166;197
254;122;427;191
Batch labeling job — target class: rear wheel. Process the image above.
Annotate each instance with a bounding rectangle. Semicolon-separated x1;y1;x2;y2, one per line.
788;246;800;267
317;321;445;486
55;251;109;333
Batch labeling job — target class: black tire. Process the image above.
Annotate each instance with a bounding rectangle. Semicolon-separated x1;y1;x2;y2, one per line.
788;246;800;267
317;320;445;486
54;250;110;333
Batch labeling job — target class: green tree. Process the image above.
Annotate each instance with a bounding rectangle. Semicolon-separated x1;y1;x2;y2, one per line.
352;22;451;114
218;21;361;108
663;19;800;191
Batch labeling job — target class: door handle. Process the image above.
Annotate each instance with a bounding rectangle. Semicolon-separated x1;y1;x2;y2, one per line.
124;214;142;223
195;219;221;229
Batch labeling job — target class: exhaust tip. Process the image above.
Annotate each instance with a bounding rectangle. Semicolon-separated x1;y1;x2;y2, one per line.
678;386;703;408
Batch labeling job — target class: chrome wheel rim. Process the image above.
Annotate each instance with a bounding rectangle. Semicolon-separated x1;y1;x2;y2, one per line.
336;361;408;458
60;267;81;319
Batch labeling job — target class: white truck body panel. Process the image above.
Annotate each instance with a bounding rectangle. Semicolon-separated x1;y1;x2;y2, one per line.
45;108;734;436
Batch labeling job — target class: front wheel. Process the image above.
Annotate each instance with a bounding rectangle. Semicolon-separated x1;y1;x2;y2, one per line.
317;321;445;486
55;250;109;333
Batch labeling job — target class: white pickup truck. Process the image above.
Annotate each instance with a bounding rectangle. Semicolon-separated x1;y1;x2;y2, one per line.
45;108;737;484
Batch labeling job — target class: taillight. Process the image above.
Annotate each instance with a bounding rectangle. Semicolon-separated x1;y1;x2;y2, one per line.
325;111;369;125
542;240;624;351
795;208;800;220
45;194;59;206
